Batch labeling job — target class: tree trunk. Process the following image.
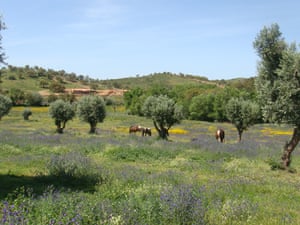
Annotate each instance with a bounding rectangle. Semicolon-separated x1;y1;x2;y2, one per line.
153;121;169;140
56;126;63;134
55;120;66;134
55;122;63;133
281;127;300;168
89;122;97;134
238;130;243;142
159;128;169;140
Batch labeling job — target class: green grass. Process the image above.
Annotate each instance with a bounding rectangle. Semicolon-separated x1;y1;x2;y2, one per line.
1;107;300;224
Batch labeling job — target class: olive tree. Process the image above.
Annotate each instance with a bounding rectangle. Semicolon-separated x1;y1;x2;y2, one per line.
254;23;300;168
0;94;12;120
49;99;75;133
142;95;184;139
77;95;106;134
0;16;6;65
226;98;260;142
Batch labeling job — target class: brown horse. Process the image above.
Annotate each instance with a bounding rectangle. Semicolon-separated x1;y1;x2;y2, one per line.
215;128;225;143
142;127;152;136
129;125;143;134
129;125;151;136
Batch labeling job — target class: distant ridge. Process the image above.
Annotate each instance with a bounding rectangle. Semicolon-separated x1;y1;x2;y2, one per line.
0;66;254;93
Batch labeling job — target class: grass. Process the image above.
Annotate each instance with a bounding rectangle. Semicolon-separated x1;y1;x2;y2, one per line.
1;107;300;224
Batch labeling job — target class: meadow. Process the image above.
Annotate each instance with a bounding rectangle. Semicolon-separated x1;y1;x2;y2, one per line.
1;106;300;224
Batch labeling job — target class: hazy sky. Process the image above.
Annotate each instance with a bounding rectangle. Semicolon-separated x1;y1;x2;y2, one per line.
1;0;300;80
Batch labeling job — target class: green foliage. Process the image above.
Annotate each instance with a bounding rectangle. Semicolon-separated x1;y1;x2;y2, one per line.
258;45;300;126
188;87;243;122
142;95;184;139
226;98;260;141
189;93;215;121
0;15;6;65
48;151;103;186
25;92;43;106
159;185;206;224
22;108;32;120
254;23;286;84
0;65;103;94
47;93;58;103
8;88;25;105
103;72;211;89
254;23;290;124
0;94;12;120
147;83;175;98
39;78;49;88
124;87;145;115
49;81;65;93
77;95;106;133
105;145;179;162
49;99;75;133
59;93;76;103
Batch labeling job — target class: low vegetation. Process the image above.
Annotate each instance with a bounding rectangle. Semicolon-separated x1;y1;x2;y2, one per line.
1;19;300;223
0;107;300;224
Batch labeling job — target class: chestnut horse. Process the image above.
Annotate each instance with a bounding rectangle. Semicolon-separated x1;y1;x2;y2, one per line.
129;125;151;136
215;128;225;143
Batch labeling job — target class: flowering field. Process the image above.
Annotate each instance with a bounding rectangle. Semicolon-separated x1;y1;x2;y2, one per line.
0;107;300;224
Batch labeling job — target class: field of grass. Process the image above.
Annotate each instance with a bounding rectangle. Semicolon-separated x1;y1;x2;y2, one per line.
1;107;300;224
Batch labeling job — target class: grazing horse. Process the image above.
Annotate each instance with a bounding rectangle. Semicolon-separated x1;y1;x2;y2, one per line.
215;129;225;143
142;127;152;136
129;125;151;136
129;125;143;134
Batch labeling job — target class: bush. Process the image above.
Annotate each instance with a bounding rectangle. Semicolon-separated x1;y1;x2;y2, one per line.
48;151;104;186
160;184;207;224
22;108;32;120
25;92;43;106
0;94;12;120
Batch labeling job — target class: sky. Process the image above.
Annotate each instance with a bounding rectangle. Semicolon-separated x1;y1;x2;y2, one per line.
1;0;300;80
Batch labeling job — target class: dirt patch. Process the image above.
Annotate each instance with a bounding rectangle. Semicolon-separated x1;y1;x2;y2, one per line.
39;89;127;97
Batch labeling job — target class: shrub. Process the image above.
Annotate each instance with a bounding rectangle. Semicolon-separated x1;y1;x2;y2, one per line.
0;94;12;120
25;92;43;106
160;184;207;224
22;108;32;120
48;151;104;186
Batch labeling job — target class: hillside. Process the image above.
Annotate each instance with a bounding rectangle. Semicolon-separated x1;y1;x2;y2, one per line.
100;72;224;89
0;65;255;95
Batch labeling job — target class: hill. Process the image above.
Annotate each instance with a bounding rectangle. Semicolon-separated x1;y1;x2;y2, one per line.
101;72;223;89
0;65;254;94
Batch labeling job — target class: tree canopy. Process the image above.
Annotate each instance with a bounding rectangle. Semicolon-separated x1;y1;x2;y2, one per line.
49;99;75;133
142;95;184;139
77;95;106;134
226;98;260;142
